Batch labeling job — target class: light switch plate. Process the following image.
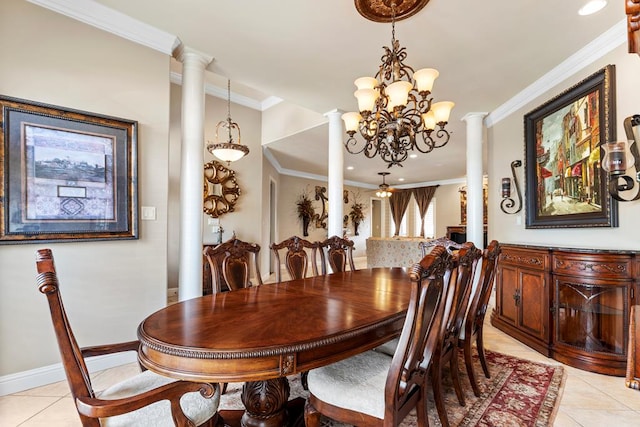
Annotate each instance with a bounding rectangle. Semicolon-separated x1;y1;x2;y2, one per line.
141;206;156;220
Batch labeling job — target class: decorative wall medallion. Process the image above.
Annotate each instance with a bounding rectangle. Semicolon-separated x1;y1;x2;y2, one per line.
355;0;431;23
203;160;241;218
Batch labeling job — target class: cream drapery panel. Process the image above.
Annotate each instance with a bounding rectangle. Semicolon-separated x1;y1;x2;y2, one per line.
412;185;439;237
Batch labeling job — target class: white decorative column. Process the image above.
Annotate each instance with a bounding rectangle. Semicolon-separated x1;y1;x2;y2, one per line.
175;46;213;301
326;109;344;239
461;112;488;249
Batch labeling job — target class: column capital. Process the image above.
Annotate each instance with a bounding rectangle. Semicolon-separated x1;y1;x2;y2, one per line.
461;112;488;123
173;45;213;68
323;109;345;118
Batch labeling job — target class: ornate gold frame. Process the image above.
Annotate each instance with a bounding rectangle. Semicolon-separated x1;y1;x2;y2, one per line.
203;160;241;218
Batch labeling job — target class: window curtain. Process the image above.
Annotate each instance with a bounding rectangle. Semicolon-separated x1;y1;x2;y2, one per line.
389;190;412;236
412;185;439;237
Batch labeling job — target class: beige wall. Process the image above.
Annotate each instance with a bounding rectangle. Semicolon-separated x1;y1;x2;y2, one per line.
0;0;171;376
487;45;640;249
434;183;465;238
276;175;370;258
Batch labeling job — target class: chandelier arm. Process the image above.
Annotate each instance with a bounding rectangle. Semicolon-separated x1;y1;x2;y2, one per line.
432;128;451;148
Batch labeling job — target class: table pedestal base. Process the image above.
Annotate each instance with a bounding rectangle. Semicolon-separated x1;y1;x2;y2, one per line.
240;378;291;427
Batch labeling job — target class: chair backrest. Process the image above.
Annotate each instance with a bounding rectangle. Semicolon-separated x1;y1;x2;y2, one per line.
270;236;322;283
419;237;463;257
320;235;355;273
35;249;97;425
203;237;263;293
384;245;453;423
445;242;483;347
464;240;500;339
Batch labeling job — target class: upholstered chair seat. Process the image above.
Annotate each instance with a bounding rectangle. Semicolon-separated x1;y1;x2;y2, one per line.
306;350;392;419
99;370;220;427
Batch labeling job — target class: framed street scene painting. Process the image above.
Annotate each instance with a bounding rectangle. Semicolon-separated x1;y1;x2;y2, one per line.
524;65;618;228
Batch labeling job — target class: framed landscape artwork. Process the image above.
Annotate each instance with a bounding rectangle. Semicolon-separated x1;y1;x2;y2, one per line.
524;65;618;228
0;96;138;243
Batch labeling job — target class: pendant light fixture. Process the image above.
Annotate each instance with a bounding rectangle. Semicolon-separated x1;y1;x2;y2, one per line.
206;80;249;164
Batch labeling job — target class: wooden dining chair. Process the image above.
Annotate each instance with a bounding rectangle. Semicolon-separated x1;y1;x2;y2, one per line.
35;249;221;427
320;235;355;273
270;236;323;283
459;240;501;397
429;242;482;427
304;245;453;427
203;236;263;293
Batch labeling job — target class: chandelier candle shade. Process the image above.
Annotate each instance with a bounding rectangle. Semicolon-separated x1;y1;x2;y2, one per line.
343;1;454;167
207;80;249;164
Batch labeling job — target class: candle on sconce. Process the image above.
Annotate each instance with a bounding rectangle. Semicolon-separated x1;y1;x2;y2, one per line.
501;177;512;198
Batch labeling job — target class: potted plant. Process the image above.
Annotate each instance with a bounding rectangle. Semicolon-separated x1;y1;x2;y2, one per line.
296;190;315;236
349;202;365;236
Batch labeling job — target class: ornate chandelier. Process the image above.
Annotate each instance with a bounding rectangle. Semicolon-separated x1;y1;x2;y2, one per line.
207;80;249;164
342;1;454;168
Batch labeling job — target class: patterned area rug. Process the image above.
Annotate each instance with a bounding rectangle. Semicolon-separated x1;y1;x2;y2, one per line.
220;349;566;426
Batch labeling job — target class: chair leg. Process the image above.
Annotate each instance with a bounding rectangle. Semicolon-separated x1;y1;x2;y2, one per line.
449;350;466;406
430;361;450;427
301;371;308;390
304;399;322;427
477;331;490;378
417;390;430;427
221;383;228;395
463;338;481;397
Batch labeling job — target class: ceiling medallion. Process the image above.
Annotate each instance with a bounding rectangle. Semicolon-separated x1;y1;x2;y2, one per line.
354;0;431;22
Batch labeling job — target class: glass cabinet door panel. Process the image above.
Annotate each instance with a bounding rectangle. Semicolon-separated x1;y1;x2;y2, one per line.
555;280;628;355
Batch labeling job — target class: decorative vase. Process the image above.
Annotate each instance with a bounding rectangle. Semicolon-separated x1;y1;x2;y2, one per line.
354;221;360;236
302;216;310;237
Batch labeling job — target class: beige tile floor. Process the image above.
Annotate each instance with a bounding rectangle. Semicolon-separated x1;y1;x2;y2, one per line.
3;259;640;426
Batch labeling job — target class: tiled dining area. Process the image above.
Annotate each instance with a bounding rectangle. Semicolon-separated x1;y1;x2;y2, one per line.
4;257;640;426
2;298;639;426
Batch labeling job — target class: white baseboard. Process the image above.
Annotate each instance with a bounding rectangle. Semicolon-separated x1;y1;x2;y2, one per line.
0;352;137;396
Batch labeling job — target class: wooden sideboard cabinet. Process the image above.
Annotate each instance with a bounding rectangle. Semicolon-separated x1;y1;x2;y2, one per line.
491;244;639;376
492;245;551;356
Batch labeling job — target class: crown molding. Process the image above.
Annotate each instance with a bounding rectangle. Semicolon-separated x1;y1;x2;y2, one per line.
27;0;178;54
486;19;626;128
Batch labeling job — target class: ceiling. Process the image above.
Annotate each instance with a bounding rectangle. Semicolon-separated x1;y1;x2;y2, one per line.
78;0;625;188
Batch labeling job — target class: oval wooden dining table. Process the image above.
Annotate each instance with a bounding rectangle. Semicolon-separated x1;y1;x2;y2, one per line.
137;268;412;427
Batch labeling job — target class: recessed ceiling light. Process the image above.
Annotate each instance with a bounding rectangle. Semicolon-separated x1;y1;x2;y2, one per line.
346;166;354;170
409;154;418;159
398;178;405;182
578;0;607;16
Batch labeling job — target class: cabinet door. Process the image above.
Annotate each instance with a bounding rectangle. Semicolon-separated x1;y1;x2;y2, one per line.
519;269;548;341
553;276;629;356
497;264;519;326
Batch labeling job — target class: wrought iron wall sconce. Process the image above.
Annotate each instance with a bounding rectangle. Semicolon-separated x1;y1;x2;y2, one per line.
602;114;640;202
500;160;523;214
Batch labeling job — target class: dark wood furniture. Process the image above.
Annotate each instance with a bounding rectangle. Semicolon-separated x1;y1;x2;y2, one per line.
320;235;356;272
445;225;488;247
491;243;639;376
270;236;323;283
430;243;481;427
304;247;452;427
203;237;262;294
460;240;501;397
35;249;221;427
628;0;640;56
138;268;412;427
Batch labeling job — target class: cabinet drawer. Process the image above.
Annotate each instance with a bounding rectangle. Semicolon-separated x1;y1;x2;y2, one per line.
499;247;549;271
553;252;634;280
